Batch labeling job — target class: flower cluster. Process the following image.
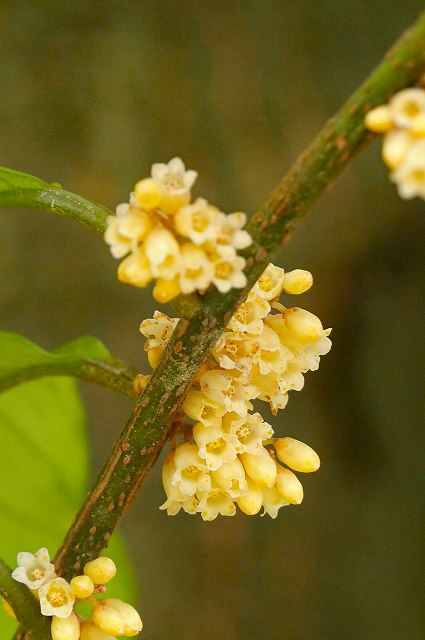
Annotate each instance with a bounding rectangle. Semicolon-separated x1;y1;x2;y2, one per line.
140;264;331;520
104;157;252;303
4;548;143;639
365;87;425;200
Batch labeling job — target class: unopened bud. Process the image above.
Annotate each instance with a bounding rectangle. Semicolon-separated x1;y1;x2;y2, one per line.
240;448;277;488
51;612;80;640
237;478;263;515
70;574;94;598
364;105;392;133
275;465;304;504
282;269;313;295
84;557;116;585
133;373;151;396
274;437;320;473
284;307;323;344
133;178;162;209
93;598;143;637
152;277;181;303
148;346;164;369
80;621;116;639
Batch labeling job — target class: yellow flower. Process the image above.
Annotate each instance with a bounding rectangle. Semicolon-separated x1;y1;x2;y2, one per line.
39;577;75;618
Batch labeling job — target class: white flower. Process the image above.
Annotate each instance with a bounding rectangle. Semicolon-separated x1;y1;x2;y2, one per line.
207;248;247;293
181;390;226;427
150;157;198;215
211;458;248;498
197;488;236;521
139;311;178;351
179;243;214;294
227;291;270;335
389;87;425;129
252;324;293;375
222;411;273;456
104;204;152;259
171;443;211;496
382;130;413;170
250;370;289;415
12;548;56;590
193;422;238;470
151;157;197;195
391;138;425;199
144;226;181;280
212;331;258;375
252;264;285;300
39;577;75;618
160;453;198;515
200;370;257;417
215;212;252;250
174;198;222;245
261;486;289;519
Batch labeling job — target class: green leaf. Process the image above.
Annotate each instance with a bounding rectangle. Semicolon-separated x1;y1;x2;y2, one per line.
0;377;137;634
0;166;111;233
0;332;112;393
0;332;138;399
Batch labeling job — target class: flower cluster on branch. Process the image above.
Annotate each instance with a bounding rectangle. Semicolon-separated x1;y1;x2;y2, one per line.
140;264;331;520
104;158;252;302
365;87;425;199
4;548;143;639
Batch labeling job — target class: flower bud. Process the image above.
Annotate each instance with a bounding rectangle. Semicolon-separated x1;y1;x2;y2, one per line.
51;612;80;640
284;308;323;344
133;177;162;209
240;448;277;488
364;105;392;132
80;621;116;639
147;346;164;369
275;466;304;504
274;437;320;473
84;557;116;585
282;269;313;295
70;574;94;598
2;598;17;620
93;598;143;637
152;276;181;303
237;478;263;515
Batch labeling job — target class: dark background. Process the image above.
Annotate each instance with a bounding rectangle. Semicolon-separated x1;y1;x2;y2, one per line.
1;2;424;638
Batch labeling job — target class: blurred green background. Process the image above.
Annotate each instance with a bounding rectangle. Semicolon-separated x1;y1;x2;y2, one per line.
1;1;425;638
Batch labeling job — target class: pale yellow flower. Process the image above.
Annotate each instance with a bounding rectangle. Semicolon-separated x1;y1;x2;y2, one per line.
261;486;289;519
391;138;425;199
179;243;214;294
200;370;257;417
389;87;425;129
227;291;271;335
160;453;198;515
104;204;151;259
117;246;152;288
197;488;236;521
181;390;226;427
221;411;273;456
193;422;238;470
39;577;75;618
12;547;56;591
252;264;285;301
174;197;222;244
171;443;211;496
211;458;248;498
140;311;178;351
144;226;181;280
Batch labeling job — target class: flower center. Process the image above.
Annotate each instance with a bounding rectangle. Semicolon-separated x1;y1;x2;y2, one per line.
215;263;233;279
46;587;67;607
258;274;274;292
412;168;425;181
30;568;45;581
191;212;209;232
234;305;248;324
237;424;250;439
164;173;184;191
185;465;200;476
403;100;420;117
207;437;224;451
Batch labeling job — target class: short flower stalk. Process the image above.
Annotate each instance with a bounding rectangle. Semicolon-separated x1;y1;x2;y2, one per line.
4;549;142;639
140;264;331;520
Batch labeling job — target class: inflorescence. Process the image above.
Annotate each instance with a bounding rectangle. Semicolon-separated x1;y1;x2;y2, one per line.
4;548;143;638
365;87;425;200
140;264;332;521
104;157;252;302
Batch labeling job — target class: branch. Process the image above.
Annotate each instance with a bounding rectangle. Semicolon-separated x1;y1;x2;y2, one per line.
0;558;51;639
49;11;425;583
0;357;138;398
